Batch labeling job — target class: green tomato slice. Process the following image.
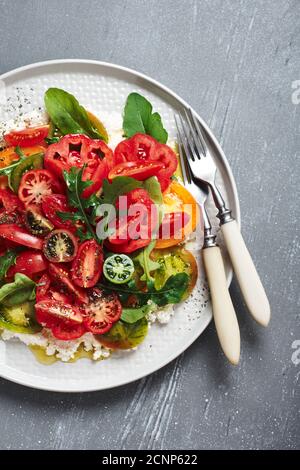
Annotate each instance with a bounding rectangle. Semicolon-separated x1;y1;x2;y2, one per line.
97;318;148;350
9;152;44;193
0;301;42;334
103;254;134;285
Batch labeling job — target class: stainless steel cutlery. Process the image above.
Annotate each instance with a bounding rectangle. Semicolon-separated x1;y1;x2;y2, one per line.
175;108;271;363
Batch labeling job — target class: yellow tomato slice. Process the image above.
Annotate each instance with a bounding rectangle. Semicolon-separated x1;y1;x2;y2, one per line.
155;181;200;249
87;111;109;143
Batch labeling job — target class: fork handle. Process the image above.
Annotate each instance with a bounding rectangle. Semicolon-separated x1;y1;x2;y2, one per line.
203;246;240;365
221;220;270;327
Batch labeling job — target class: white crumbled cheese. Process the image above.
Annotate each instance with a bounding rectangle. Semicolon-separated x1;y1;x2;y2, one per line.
1;329;110;362
147;304;175;324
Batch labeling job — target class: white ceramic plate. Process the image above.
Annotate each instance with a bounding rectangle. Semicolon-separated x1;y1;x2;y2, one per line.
0;60;240;392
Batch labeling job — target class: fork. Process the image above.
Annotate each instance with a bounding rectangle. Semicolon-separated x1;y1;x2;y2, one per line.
175;116;240;365
176;108;271;327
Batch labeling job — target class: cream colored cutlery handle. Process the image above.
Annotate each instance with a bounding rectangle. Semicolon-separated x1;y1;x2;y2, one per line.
221;220;270;327
203;246;240;365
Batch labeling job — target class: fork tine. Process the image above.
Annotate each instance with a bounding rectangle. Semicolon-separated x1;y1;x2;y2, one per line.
186;108;208;156
176;112;201;162
174;114;191;184
183;108;206;156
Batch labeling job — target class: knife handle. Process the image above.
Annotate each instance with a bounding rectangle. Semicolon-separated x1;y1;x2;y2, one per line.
221;220;270;327
203;245;240;365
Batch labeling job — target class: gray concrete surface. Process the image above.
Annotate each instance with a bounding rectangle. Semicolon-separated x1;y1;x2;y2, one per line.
0;0;299;450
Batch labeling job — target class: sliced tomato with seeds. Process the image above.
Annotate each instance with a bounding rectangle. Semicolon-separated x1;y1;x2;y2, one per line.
0;188;24;213
42;194;76;230
48;263;88;304
43;229;78;263
4;125;49;147
71;239;103;288
81;288;122;335
44;134;114;197
36;273;72;304
35;300;86;340
18;169;62;206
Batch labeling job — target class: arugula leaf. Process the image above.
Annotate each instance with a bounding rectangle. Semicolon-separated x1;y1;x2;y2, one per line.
123;92;168;144
135;241;160;284
0;250;18;279
0;273;36;306
44;136;60;145
44;88;105;140
100;177;143;206
121;304;154;324
61;167;100;241
99;272;190;307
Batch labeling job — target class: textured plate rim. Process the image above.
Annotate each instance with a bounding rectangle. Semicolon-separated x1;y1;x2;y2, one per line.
0;59;240;392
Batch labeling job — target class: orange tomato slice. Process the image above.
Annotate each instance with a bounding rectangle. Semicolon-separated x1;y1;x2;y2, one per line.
155;180;200;249
0;145;45;188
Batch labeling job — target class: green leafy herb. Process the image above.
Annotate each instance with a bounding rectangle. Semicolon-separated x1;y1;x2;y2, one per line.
60;167;100;241
44;88;106;140
44;136;60;145
100;176;143;206
123;92;168;143
135;241;160;284
0;273;36;306
134;177;164;283
0;250;18;279
121;303;154;324
99;272;190;307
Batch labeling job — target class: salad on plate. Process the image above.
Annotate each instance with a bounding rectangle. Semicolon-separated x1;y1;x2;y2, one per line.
0;88;200;363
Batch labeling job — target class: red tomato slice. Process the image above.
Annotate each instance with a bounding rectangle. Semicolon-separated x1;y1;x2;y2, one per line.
18;169;62;206
35;300;86;340
0;224;43;249
44;134;114;197
158;211;190;239
0;188;24;213
71;239;103;288
80;288;122;335
108;161;163;181
36;273;73;304
4;125;49;147
6;251;48;279
114;134;178;190
104;238;151;254
42;194;75;230
108;188;157;248
48;263;88;304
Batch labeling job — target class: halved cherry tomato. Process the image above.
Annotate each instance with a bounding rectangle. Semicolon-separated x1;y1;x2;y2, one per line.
108;161;163;181
158;211;190;239
114;134;177;191
25;205;53;236
35;300;85;340
155;181;199;249
105;238;151;254
43;229;78;263
42;194;75;230
36;273;72;304
0;224;43;249
18;169;62;206
4;125;49;147
80;288;122;335
44;134;114;197
107;188;157;250
71;239;103;288
6;251;48;279
48;263;88;304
